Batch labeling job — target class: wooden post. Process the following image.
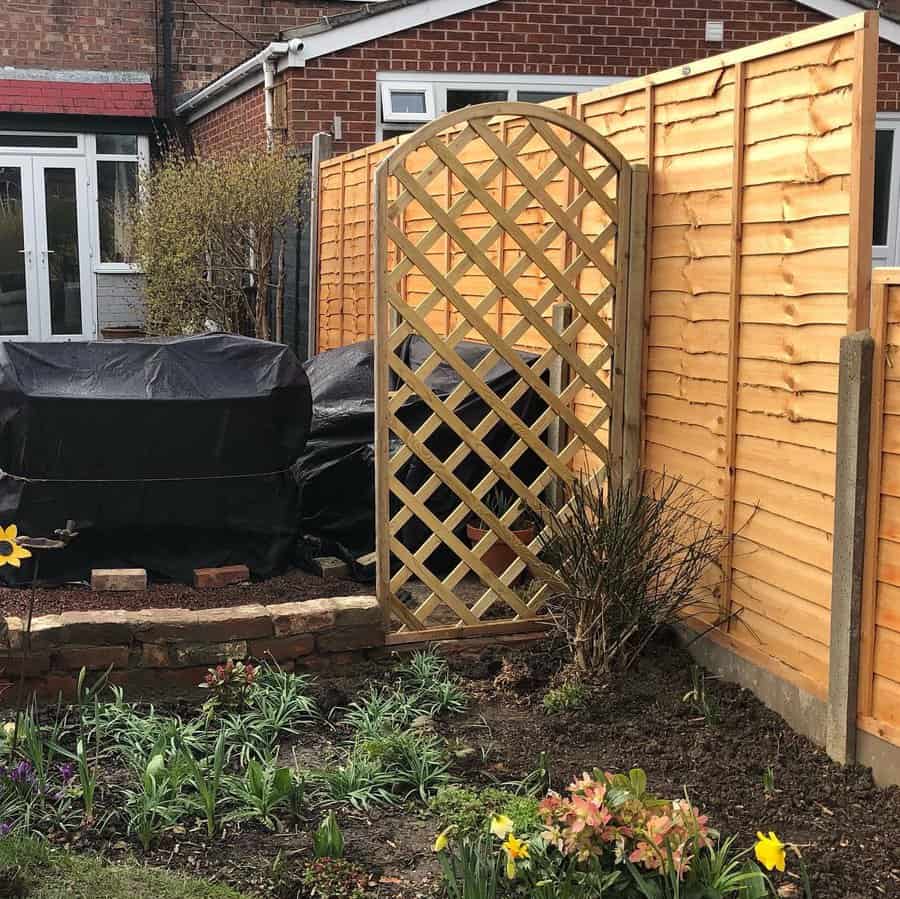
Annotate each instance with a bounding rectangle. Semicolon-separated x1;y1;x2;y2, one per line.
548;302;573;508
307;131;333;358
826;329;874;765
373;159;393;624
610;163;633;490
622;163;649;486
847;11;878;332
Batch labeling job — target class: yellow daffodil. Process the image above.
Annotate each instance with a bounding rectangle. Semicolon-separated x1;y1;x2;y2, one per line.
2;722;15;741
501;834;529;879
754;831;786;872
490;814;514;840
0;526;30;569
433;825;456;852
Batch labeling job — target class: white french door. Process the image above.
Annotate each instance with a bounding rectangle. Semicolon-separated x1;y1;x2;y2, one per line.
0;155;95;340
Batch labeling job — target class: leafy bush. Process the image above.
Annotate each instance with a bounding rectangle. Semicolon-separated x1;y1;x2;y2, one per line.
129;145;307;340
537;474;731;674
542;682;588;714
429;786;540;841
299;858;372;899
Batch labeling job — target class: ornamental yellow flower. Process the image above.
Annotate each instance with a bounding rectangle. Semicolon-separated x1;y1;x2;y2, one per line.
501;834;529;880
433;825;456;852
754;831;786;872
490;814;514;840
0;526;30;568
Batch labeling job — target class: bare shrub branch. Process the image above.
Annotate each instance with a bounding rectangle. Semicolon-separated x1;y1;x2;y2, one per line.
536;472;732;675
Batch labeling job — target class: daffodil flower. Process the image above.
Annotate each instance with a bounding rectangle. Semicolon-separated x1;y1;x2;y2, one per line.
501;833;529;879
754;831;786;872
433;825;456;852
0;526;30;569
490;814;514;840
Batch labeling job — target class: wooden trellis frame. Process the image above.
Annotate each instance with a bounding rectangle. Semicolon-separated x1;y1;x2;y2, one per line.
373;101;645;637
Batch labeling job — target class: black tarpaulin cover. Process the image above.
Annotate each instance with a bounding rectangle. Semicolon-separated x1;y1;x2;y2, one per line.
294;336;545;572
0;334;312;585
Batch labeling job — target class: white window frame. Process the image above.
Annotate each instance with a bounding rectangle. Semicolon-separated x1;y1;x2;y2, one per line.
87;133;149;274
0;131;83;154
375;72;623;140
379;81;436;123
874;114;900;268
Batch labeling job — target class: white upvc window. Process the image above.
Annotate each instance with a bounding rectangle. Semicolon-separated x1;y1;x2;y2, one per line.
380;81;435;124
88;133;150;273
375;72;623;141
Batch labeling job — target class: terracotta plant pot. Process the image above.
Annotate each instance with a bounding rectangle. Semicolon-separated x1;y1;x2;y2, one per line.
466;522;536;577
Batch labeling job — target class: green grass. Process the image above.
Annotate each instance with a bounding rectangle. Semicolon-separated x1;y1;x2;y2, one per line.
0;835;249;899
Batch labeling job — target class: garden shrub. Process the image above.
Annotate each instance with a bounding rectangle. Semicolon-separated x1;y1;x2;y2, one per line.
129;144;307;341
537;473;731;675
429;786;541;841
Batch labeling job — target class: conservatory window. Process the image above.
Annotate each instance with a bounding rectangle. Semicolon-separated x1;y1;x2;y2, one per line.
95;134;145;266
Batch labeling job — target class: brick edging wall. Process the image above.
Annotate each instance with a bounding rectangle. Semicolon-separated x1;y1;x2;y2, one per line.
0;596;384;697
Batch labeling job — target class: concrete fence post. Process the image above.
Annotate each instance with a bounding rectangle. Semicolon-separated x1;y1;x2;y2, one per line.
306;132;333;359
826;329;874;765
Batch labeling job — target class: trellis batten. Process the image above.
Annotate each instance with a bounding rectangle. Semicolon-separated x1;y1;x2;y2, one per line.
372;101;633;633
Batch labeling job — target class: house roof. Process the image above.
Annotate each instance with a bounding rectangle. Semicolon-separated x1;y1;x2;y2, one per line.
176;0;900;123
0;68;155;118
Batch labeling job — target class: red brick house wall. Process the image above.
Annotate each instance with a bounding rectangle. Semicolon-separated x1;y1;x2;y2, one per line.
190;81;270;155
269;0;900;156
0;1;355;99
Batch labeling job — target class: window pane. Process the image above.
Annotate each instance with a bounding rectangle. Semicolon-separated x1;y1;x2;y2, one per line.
98;160;138;263
0;167;29;335
874;129;894;246
43;168;82;336
389;90;427;115
446;89;507;111
96;134;138;156
518;89;571;103
0;133;77;149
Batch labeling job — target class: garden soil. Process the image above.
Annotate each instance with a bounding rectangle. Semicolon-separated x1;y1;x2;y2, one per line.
0;568;371;618
103;634;899;899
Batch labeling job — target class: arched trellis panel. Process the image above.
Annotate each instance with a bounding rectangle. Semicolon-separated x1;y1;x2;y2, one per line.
373;101;646;638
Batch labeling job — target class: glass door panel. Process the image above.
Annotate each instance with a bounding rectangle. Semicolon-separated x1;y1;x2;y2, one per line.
42;167;82;335
33;159;92;339
0;159;37;337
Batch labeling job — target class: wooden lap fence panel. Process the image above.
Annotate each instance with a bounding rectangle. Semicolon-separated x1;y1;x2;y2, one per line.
372;102;633;635
319;14;878;700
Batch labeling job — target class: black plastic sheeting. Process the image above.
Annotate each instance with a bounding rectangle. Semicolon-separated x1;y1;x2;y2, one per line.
0;334;312;585
294;337;546;575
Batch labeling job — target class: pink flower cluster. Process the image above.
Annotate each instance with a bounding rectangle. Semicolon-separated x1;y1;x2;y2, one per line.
538;772;715;877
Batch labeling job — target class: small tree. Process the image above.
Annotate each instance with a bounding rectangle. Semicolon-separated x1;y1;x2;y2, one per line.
129;145;308;340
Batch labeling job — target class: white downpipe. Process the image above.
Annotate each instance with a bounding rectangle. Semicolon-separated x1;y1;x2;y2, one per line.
263;55;277;152
262;39;301;151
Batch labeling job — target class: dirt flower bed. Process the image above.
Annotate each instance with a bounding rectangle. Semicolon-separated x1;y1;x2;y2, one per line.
1;636;898;899
0;568;372;618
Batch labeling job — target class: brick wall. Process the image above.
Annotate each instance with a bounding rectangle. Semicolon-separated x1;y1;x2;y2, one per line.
189;81;270;155
1;1;355;104
250;0;898;156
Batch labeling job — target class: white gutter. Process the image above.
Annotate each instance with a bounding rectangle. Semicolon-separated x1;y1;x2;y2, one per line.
176;39;302;122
